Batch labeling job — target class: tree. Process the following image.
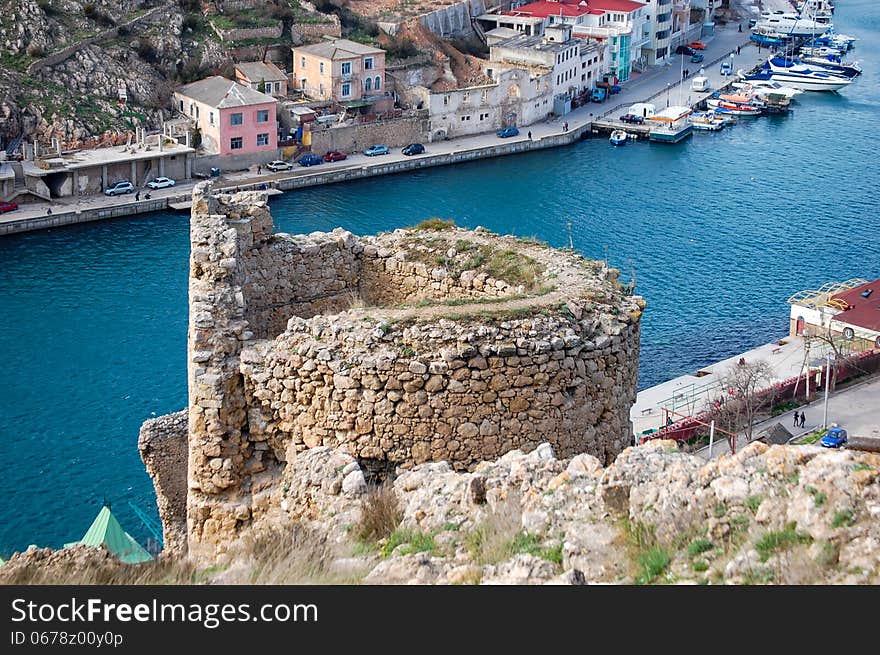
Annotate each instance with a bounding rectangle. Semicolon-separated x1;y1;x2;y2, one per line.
192;126;202;150
258;78;267;94
709;360;774;444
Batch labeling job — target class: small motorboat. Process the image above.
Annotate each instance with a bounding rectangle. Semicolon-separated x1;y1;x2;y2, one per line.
610;129;628;146
706;99;763;116
688;111;725;131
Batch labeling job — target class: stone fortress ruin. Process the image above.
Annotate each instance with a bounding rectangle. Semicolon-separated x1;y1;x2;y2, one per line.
139;183;644;556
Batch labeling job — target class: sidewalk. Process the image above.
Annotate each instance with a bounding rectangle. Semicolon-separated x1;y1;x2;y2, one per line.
697;374;880;460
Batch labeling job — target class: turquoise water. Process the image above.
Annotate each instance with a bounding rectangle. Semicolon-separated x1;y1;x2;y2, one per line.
1;2;878;554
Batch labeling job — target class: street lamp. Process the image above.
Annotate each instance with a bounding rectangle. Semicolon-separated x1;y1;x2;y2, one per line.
666;82;671;107
730;52;735;76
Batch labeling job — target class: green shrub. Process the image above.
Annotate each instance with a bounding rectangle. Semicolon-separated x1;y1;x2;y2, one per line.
411;217;455;231
806;486;827;507
755;523;812;561
692;559;709;572
745;495;763;513
381;528;437;558
636;546;670;584
831;509;855;529
687;538;713;558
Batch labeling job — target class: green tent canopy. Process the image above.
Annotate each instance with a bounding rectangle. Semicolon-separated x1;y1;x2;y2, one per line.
64;505;153;564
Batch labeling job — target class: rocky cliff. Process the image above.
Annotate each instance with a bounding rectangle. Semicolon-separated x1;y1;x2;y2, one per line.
3;440;878;584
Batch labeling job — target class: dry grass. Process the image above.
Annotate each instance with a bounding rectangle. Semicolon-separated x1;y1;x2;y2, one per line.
465;495;523;565
409;217;456;231
355;483;403;543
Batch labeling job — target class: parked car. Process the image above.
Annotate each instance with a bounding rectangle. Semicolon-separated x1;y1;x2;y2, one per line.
266;160;292;172
688;41;707;50
820;427;848;448
675;45;696;56
748;18;758;29
720;61;733;76
364;144;390;156
146;176;175;189
323;150;347;162
104;181;135;196
691;52;705;63
0;200;18;213
610;85;622;95
402;143;425;156
591;87;607;102
691;75;709;92
496;126;520;138
298;153;324;167
619;113;645;125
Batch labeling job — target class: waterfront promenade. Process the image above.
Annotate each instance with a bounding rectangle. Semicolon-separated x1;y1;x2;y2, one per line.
0;15;764;235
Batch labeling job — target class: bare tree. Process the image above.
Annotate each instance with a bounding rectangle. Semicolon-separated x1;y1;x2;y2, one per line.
708;360;775;443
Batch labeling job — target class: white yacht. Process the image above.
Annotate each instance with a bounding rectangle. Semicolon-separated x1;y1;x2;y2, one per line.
731;80;803;99
755;12;833;37
745;59;853;91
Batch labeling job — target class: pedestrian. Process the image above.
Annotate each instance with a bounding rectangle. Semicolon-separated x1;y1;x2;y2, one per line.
135;190;140;201
527;130;532;140
145;192;151;200
257;164;262;175
739;23;743;33
737;45;741;55
800;412;806;428
793;411;800;427
46;207;52;215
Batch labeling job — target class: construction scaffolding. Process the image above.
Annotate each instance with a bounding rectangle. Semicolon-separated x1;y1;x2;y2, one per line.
786;278;868;309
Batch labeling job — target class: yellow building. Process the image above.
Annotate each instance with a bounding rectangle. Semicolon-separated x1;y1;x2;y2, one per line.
292;38;386;103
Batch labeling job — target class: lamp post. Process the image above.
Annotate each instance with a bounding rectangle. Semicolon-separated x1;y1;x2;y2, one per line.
730;52;735;77
666;82;671;107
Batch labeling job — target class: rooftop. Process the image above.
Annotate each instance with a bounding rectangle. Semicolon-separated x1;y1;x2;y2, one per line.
235;60;287;83
579;0;646;12
294;38;384;60
494;33;581;53
506;1;596;18
831;279;880;334
175;76;276;109
23;138;194;175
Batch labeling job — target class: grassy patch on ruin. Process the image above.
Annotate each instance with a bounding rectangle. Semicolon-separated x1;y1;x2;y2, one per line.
692;559;709;572
636;546;671;584
793;428;826;445
806;486;827;507
505;532;563;565
687;538;714;558
745;495;764;514
755;523;812;562
355;484;402;543
381;528;438;558
831;509;856;529
409;218;456;231
742;566;776;584
853;462;875;473
621;520;671;584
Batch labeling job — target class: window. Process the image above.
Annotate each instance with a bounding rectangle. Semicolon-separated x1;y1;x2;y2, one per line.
481;89;488;103
463;92;470;103
301;56;306;68
230;137;243;150
300;78;307;90
460;115;471;121
444;95;450;106
274;82;281;93
375;76;381;90
341;61;351;75
256;109;269;123
364;57;374;70
341;82;351;97
319;62;324;74
365;77;372;92
256;133;269;146
209;111;214;125
179;100;184;112
231;112;243;126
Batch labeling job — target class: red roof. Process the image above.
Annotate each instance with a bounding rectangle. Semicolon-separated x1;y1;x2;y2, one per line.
507;1;593;18
831;279;880;333
580;0;646;12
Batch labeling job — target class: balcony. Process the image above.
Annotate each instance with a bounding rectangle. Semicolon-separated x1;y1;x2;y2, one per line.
340;71;357;82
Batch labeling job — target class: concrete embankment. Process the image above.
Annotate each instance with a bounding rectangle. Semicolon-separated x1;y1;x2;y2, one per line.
0;126;588;236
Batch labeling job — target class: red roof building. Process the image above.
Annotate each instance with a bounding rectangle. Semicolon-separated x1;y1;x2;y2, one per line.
506;1;598;19
830;279;880;336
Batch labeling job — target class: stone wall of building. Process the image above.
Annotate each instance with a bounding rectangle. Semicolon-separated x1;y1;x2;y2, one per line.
138;410;189;555
308;113;429;155
290;18;342;45
143;184;644;556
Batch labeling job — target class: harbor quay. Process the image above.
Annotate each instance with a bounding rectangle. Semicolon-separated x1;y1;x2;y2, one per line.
0;18;764;236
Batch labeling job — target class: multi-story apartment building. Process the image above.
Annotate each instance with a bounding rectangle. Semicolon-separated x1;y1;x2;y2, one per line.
291;38;386;104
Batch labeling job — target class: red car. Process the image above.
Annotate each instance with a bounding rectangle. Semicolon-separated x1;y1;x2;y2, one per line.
688;41;707;50
0;201;18;213
323;150;347;162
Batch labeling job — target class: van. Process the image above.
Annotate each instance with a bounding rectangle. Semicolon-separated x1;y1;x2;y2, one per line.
591;87;607;102
720;61;733;76
691;76;709;92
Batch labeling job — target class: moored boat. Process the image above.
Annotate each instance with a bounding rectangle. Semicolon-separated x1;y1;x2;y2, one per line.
688;112;725;131
609;130;628;146
799;54;862;77
706;99;763;116
746;60;853;91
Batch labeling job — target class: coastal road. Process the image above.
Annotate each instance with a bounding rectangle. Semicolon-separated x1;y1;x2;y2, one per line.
1;2;769;228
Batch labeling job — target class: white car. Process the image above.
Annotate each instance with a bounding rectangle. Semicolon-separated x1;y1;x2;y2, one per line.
146;176;175;189
266;160;292;172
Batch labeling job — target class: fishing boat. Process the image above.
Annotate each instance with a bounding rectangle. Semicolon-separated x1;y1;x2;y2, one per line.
731;80;803;98
706;99;763;116
800;45;846;57
609;129;628;146
688;111;725;131
750;26;791;47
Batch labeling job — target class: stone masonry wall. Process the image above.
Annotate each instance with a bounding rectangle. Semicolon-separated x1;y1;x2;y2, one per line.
145;184;643;556
309;115;429;156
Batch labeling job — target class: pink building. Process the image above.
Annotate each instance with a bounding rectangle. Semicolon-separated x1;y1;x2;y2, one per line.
173;76;278;156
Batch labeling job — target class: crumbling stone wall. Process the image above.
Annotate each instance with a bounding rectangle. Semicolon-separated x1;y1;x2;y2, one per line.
143;183;644;556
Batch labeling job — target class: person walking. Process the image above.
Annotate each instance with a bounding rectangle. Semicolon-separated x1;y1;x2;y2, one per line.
793;411;800;427
257;164;262;175
737;45;741;55
800;412;806;428
739;23;743;33
527;130;532;140
135;190;140;201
